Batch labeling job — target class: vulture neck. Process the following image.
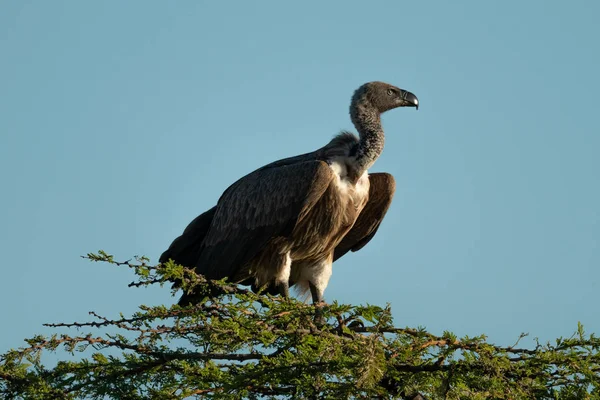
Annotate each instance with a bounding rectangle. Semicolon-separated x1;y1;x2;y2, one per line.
349;100;384;179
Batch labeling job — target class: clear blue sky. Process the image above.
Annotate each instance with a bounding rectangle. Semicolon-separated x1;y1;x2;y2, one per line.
1;1;598;354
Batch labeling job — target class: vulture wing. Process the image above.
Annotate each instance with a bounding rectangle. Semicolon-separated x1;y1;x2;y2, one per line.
197;160;335;280
333;173;396;261
159;206;217;267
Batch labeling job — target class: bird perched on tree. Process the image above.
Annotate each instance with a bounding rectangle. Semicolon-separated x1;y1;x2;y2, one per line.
160;81;419;306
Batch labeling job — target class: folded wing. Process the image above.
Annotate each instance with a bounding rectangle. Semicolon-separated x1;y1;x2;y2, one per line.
197;160;335;280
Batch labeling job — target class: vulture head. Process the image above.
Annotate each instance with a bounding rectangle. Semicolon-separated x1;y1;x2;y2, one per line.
352;81;419;113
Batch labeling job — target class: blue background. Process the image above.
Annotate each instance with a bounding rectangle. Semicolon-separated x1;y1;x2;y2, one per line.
1;1;598;353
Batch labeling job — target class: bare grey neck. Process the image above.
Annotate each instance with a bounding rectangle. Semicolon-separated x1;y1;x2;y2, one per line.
349;92;384;179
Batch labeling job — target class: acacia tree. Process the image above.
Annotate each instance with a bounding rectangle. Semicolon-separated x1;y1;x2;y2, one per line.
1;251;599;399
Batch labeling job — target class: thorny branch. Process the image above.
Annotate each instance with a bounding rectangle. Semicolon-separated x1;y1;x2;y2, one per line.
1;252;599;399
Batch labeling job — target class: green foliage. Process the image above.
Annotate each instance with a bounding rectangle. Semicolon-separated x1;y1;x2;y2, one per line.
1;252;599;399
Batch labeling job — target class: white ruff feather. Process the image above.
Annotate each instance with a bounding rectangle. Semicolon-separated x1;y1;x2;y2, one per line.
330;157;370;201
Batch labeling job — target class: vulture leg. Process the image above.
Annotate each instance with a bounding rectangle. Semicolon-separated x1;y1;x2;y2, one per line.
274;252;292;299
309;282;326;326
247;247;293;299
299;255;332;306
309;281;324;304
306;255;332;326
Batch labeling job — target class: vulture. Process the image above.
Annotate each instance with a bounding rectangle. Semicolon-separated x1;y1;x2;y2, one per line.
160;81;419;306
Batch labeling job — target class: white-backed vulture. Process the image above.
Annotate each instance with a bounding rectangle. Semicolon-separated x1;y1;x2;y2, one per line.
160;81;419;306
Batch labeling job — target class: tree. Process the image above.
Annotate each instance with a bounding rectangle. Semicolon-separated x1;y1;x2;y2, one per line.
1;251;599;399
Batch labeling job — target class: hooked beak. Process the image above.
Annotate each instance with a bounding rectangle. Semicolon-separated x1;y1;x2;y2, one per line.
401;90;419;110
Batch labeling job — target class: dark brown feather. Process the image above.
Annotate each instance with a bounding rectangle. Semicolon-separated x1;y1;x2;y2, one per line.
159;206;217;267
196;160;335;280
333;173;396;261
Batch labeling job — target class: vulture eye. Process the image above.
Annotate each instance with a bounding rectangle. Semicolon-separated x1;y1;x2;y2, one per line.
387;88;395;96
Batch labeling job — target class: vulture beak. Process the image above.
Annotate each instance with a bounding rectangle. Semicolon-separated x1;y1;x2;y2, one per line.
401;90;419;110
